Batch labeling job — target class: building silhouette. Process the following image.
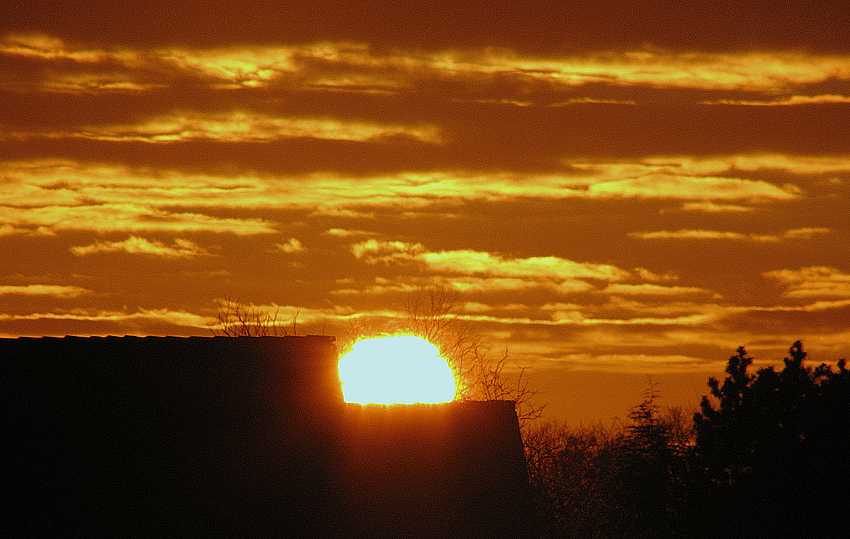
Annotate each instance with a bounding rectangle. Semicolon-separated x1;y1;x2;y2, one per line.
4;335;535;537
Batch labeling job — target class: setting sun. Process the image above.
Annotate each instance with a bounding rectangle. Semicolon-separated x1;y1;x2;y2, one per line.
338;335;457;404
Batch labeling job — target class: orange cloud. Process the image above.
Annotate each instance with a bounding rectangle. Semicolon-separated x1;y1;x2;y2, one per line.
270;238;305;253
39;113;442;144
0;203;277;235
588;175;796;200
781;227;830;239
763;267;850;298
70;236;211;258
6;33;847;98
641;155;850;176
324;228;374;237
630;228;829;242
702;95;850;106
0;284;90;297
604;284;719;297
0;308;217;332
350;240;630;281
420;250;629;281
630;229;781;242
540;353;729;374
675;202;755;213
350;239;425;263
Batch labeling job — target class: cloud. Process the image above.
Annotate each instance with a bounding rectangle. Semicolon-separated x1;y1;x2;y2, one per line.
270;238;304;253
641;155;850;176
8;34;849;96
604;284;719;297
324;228;374;237
0;284;90;297
458;311;717;327
675;202;755;213
702;95;850;106
331;274;596;296
70;236;211;258
763;267;850;298
420;250;629;281
0;203;278;235
449;276;595;294
350;240;630;281
588;175;796;200
546;353;728;374
350;239;425;263
0;307;217;329
630;229;781;242
630;228;828;243
782;227;830;239
41;112;442;144
0;223;54;236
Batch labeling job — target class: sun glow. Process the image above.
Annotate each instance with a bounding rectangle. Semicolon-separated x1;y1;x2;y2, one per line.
338;335;457;404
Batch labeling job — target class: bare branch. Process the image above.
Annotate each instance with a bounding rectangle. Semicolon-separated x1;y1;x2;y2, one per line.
213;297;295;337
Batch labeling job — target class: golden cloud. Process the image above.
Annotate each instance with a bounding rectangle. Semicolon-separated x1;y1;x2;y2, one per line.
631;227;832;243
0;203;277;235
70;236;211;258
763;267;850;298
41;112;442;144
323;228;374;237
675;202;755;213
604;284;719;297
0;307;217;331
420;250;629;280
350;239;425;263
0;284;90;297
588;174;796;200
702;95;850;106
543;353;728;374
641;155;850;176
270;238;305;253
6;33;848;97
350;240;630;281
0;159;811;227
630;229;781;242
782;227;831;239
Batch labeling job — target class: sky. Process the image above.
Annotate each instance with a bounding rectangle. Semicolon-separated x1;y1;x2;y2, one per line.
2;1;849;423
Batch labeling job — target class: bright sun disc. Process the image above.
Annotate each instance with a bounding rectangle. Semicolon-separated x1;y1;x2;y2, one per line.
338;335;457;404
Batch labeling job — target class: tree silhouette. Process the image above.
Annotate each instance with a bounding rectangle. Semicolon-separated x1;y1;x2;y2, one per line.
525;343;849;538
620;379;689;538
689;341;850;537
524;381;693;539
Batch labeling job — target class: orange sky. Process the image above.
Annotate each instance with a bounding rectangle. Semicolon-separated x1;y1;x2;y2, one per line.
2;1;849;423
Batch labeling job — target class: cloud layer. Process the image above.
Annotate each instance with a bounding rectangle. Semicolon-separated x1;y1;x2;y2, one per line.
2;3;848;421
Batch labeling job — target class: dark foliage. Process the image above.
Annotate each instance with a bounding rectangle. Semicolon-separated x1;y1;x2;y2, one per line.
525;380;692;539
526;342;850;539
688;342;850;538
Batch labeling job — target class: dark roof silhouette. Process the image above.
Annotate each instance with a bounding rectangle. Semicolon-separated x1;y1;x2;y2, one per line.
3;335;535;538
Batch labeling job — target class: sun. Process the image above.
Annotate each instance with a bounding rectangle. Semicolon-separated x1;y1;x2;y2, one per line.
337;335;457;405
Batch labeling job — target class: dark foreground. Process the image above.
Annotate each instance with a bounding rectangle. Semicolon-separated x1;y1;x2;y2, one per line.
3;336;535;538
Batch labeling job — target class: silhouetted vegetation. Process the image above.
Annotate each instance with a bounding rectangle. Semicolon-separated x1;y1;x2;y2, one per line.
525;381;692;539
687;342;850;538
347;286;545;425
525;342;850;538
213;297;298;336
